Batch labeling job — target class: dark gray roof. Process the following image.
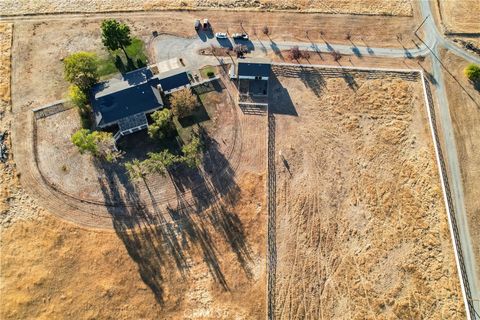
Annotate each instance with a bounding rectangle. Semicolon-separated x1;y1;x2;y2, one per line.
238;59;271;77
91;67;190;127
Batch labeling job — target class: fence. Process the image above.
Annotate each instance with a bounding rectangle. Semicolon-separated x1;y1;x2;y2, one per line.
33;100;70;119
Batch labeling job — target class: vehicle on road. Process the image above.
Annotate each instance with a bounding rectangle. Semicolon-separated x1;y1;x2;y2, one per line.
232;33;249;40
203;19;209;29
194;19;201;31
215;32;228;39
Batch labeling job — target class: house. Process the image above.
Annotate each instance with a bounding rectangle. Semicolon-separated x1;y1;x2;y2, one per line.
236;58;271;108
91;63;191;141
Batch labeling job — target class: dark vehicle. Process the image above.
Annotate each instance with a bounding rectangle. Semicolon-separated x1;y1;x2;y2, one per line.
194;19;201;31
203;19;209;29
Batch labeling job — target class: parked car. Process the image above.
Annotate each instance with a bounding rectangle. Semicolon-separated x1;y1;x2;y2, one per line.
215;32;228;39
232;33;249;40
194;19;201;30
203;19;209;29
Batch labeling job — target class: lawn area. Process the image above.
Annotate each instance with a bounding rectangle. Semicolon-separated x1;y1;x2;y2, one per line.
96;37;148;77
199;66;216;79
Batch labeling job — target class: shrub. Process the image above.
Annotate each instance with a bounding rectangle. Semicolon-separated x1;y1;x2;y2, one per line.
63;52;99;91
71;129;120;162
464;64;480;83
170;88;198;119
289;46;302;60
148;108;174;139
207;71;215;78
262;26;270;36
68;85;88;110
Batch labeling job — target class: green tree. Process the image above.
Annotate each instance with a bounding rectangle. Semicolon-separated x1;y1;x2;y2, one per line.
464;64;480;83
143;150;179;176
181;135;203;168
91;131;121;162
148;108;175;139
125;159;147;181
68;85;88;110
101;19;132;59
71;129;98;155
170;88;198;118
71;129;120;162
63;52;98;91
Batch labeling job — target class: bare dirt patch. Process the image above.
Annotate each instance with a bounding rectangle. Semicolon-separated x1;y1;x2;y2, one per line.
270;66;465;319
0;0;413;16
440;49;480;283
439;0;480;34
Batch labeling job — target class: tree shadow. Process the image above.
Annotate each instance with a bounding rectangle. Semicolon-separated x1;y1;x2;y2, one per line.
94;124;253;304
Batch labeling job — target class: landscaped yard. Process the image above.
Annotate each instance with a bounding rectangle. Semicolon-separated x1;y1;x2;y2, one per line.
97;37;148;77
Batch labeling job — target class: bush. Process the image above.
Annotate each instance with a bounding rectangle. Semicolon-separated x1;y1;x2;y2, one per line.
170;88;198;119
148;108;174;139
207;71;215;78
64;52;99;91
464;64;480;83
71;129;120;162
68;85;88;110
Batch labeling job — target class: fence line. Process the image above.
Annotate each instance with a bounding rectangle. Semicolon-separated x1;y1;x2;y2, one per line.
420;71;476;319
33;100;70;119
266;111;277;320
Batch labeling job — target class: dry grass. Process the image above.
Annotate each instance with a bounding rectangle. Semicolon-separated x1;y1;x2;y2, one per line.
439;0;479;34
0;0;413;16
0;173;266;319
0;23;12;108
270;67;465;319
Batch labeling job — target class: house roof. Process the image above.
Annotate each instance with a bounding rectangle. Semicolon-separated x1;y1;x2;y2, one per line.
91;66;190;127
238;58;271;78
156;67;190;92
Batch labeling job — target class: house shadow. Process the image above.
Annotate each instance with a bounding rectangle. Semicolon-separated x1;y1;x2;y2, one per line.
267;72;298;116
93;125;252;305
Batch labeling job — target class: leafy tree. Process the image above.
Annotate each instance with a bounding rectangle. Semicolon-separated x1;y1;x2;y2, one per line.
143;150;179;176
71;129;97;155
101;19;132;59
63;52;99;91
71;129;120;162
181;135;203;168
91;131;121;162
68;85;88;110
148;108;174;139
125;159;147;181
170;89;198;118
464;64;480;83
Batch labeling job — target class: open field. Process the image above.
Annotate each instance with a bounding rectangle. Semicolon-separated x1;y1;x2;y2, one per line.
269;66;465;319
438;0;480;34
0;0;413;16
440;49;480;286
1;171;267;319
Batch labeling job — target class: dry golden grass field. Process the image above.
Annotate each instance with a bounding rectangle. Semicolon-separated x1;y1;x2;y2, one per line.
270;66;465;319
439;0;480;34
0;0;413;16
